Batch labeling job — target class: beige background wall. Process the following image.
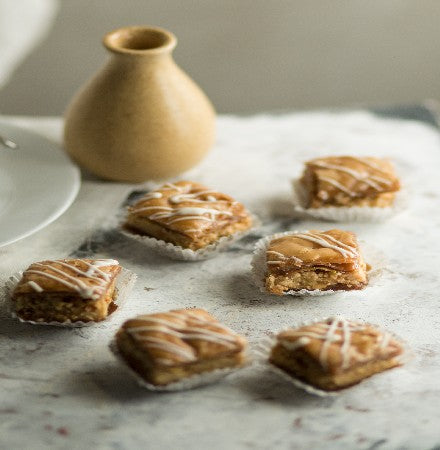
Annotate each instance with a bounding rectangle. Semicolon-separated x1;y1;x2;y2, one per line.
1;0;439;115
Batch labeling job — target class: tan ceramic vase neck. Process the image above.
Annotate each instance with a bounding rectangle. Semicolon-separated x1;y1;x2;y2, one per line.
104;27;176;69
64;26;216;182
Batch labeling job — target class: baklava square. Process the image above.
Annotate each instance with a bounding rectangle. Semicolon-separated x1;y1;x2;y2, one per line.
299;156;400;208
115;308;247;386
269;317;405;391
265;229;367;295
124;181;253;250
12;259;121;323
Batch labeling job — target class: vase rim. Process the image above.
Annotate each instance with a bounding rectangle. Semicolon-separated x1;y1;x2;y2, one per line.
103;26;177;55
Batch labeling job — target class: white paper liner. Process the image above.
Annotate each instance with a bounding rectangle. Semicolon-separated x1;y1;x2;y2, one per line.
291;178;408;222
119;215;260;261
109;339;248;391
2;268;137;327
254;318;411;397
251;231;384;296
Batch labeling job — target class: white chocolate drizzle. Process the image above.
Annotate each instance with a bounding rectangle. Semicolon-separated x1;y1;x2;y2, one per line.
137;192;163;201
280;336;311;351
266;231;358;268
293;232;357;258
313;161;381;190
279;317;395;371
167;207;232;224
270;231;357;264
347;156;392;177
27;281;43;292
135;337;195;360
266;250;302;265
126;310;241;365
25;259;119;300
130;183;236;228
379;331;392;350
312;157;394;198
308;231;357;254
319;176;358;197
169;189;218;204
160;182;184;191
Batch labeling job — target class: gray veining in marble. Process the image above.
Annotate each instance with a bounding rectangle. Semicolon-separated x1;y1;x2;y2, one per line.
1;112;440;450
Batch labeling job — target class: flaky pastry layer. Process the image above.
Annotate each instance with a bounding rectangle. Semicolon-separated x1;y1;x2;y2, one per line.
14;280;117;322
265;229;367;294
265;266;367;294
12;259;121;322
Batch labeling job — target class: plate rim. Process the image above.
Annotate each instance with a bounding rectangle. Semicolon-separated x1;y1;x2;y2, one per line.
0;120;81;248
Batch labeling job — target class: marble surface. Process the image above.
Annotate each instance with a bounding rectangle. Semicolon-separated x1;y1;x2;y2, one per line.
1;111;440;450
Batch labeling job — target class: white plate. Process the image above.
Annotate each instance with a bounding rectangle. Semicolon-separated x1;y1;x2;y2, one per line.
0;121;80;247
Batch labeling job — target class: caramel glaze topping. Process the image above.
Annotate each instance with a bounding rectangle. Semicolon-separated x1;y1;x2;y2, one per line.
275;317;403;374
305;156;400;201
266;229;363;274
127;181;251;237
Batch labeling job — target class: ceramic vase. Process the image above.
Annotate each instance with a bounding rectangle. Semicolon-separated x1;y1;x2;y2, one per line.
64;26;216;182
